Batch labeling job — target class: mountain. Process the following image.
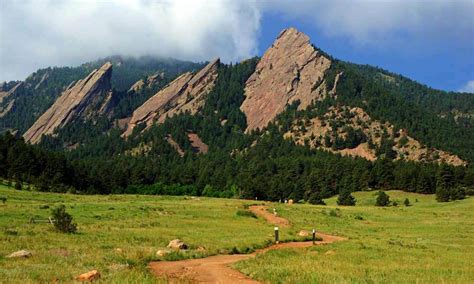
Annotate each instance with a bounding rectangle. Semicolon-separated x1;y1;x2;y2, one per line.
1;27;473;200
123;59;220;137
241;28;332;132
0;56;203;135
24;62;114;144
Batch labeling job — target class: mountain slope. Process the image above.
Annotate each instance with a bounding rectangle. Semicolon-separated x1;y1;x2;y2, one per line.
241;28;332;132
123;59;219;137
23;62;114;144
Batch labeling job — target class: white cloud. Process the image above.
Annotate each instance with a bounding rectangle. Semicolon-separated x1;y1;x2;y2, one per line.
1;0;473;82
459;80;474;93
0;0;261;81
261;0;474;46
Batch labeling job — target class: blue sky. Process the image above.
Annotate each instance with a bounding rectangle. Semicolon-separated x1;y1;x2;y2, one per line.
1;0;473;93
258;7;474;92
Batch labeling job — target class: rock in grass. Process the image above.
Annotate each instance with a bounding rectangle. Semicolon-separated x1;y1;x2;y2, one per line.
156;249;171;257
75;270;100;282
7;250;32;258
298;230;310;237
167;239;188;250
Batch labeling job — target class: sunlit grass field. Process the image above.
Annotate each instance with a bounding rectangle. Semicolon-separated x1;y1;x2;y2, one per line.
236;191;474;283
1;183;473;283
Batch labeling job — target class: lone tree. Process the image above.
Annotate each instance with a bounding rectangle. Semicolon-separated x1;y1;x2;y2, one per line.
436;164;454;202
375;191;390;206
51;205;77;233
337;188;356;206
404;198;410;207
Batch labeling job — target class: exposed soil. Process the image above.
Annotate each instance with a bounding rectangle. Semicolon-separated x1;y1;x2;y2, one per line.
149;205;346;283
248;205;290;227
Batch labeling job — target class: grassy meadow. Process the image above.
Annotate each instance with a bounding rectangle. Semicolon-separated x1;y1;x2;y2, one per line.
1;183;473;283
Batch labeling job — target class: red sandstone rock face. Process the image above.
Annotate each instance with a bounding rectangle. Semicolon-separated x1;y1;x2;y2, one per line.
122;59;219;137
23;62;113;144
241;27;332;132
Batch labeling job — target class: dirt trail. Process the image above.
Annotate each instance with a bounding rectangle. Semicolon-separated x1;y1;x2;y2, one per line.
149;205;346;283
249;205;290;227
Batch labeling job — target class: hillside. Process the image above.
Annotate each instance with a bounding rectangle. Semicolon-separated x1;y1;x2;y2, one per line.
0;27;473;201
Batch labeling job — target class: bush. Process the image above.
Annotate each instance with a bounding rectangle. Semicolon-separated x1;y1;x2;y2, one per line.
337;189;356;206
14;181;22;190
450;188;466;200
308;192;326;205
236;209;257;218
51;205;77;233
375;191;390;206
329;209;341;217
404;198;410;206
0;197;6;204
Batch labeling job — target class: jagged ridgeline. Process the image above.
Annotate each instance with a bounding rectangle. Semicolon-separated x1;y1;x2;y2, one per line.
0;56;203;134
0;27;473;199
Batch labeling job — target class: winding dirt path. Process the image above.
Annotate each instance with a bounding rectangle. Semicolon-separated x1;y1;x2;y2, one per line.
149;205;346;283
249;205;290;227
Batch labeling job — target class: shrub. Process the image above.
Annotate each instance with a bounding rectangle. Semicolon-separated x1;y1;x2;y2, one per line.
329;209;341;217
404;198;410;206
236;209;257;218
0;197;6;204
14;181;22;190
337;189;356;206
39;204;50;209
51;205;77;233
308;192;326;205
375;191;390;206
450;188;466;201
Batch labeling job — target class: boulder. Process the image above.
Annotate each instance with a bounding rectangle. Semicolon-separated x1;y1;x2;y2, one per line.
167;239;188;250
298;230;310;237
7;250;32;258
75;270;100;282
156;249;171;257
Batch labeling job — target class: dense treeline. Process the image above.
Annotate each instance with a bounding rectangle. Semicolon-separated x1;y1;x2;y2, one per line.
2;56;473;203
1;131;473;201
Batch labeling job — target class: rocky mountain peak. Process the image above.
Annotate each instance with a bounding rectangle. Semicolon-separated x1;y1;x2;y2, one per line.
23;62;113;144
241;27;332;132
123;58;219;137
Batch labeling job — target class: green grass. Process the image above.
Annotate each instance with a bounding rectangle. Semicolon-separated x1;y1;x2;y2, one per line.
235;191;474;283
0;184;299;282
1;184;473;283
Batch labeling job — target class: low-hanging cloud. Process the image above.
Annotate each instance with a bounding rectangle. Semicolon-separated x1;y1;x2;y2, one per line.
0;0;261;81
1;0;473;82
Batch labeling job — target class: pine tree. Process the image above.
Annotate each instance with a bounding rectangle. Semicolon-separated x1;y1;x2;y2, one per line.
375;191;390;206
337;188;356;206
404;198;410;206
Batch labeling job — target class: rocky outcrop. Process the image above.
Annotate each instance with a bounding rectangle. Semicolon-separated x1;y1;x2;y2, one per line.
284;106;466;166
128;72;165;93
123;59;219;137
241;28;331;132
23;62;113;144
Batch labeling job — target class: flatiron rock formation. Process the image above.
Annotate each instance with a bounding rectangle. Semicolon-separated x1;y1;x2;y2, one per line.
123;59;219;137
24;62;113;144
241;27;332;132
